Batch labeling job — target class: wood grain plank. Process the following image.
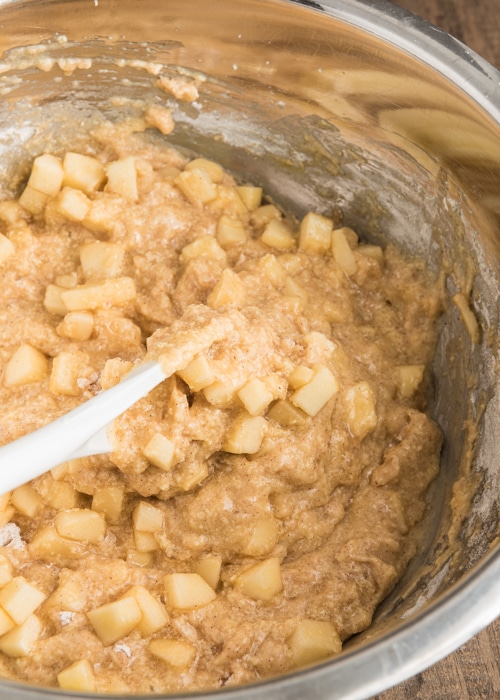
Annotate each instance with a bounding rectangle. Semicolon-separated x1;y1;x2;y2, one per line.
368;1;499;699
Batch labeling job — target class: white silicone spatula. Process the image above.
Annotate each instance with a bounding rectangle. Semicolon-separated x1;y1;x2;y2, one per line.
0;360;166;495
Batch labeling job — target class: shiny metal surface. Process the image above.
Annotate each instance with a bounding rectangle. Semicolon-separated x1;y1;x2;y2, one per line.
0;0;498;698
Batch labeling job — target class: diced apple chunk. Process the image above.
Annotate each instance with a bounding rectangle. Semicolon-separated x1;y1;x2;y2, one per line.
11;484;42;518
92;486;124;525
224;414;267;454
19;185;49;215
344;382;377;439
63;152;106;194
242;517;279;557
49;350;92;397
57;311;94;341
54;509;106;544
0;233;14;264
299;212;333;255
290;364;338;417
288;365;315;389
134;530;159;553
250;204;281;228
177;354;214;392
358;244;384;264
87;596;142;646
175;168;218;206
105;157;138;200
80;241;126;279
100;358;133;390
57;659;96;692
396;364;425;399
56;187;91;222
238;378;275;416
261;218;295;250
143;433;177;472
234;557;283;601
216;215;248;248
180;236;226;264
332;227;358;275
132;501;163;533
0;607;14;636
236;185;262;211
0;554;13;588
207;268;246;309
0;577;46;624
193;556;222;590
185;158;224;183
27;154;64;196
288;619;342;666
284;276;308;304
28;524;80;561
163;573;216;611
175;461;209;492
257;253;287;287
121;585;169;636
0;615;42;657
126;550;154;568
3;344;49;387
44;284;68;315
149;639;196;669
61;277;136;311
267;399;308;426
46;579;86;612
42;481;78;510
202;379;236;407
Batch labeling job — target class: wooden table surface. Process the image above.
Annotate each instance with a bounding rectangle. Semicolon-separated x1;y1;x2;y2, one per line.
370;5;499;699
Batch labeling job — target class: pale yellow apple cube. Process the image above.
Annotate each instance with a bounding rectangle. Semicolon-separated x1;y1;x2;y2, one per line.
11;484;42;518
0;233;14;264
332;227;358;276
27;153;64;196
290;364;338;417
224;414;267;454
42;481;78;510
202;379;236;408
133;530;159;553
87;596;142;646
288;365;315;390
177;354;214;392
396;364;425;399
256;254;287;287
216;215;248;248
28;524;79;560
175;461;209;492
92;485;125;525
3;344;48;387
122;585;169;636
56;187;91;222
100;358;133;390
105;157;138;201
175;168;218;206
0;554;13;588
54;508;106;544
250;203;281;228
288;619;342;666
0;615;42;657
185;158;224;183
164;572;216;610
238;378;275;416
234;557;283;601
207;268;246;309
18;185;49;215
143;433;177;472
80;241;126;280
193;556;222;590
236;185;262;211
49;350;92;396
61;277;136;311
126;550;154;568
180;235;227;264
46;579;86;612
242;517;279;557
57;311;94;341
132;501;163;533
0;200;27;226
149;639;196;669
0;577;46;624
299;212;333;255
57;659;96;692
267;399;308;427
0;607;14;636
345;381;378;439
283;276;308;305
358;244;384;264
44;284;68;315
261;219;295;250
63;152;106;194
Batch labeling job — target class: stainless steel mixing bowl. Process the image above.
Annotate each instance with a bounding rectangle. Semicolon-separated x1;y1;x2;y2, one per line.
0;0;498;698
